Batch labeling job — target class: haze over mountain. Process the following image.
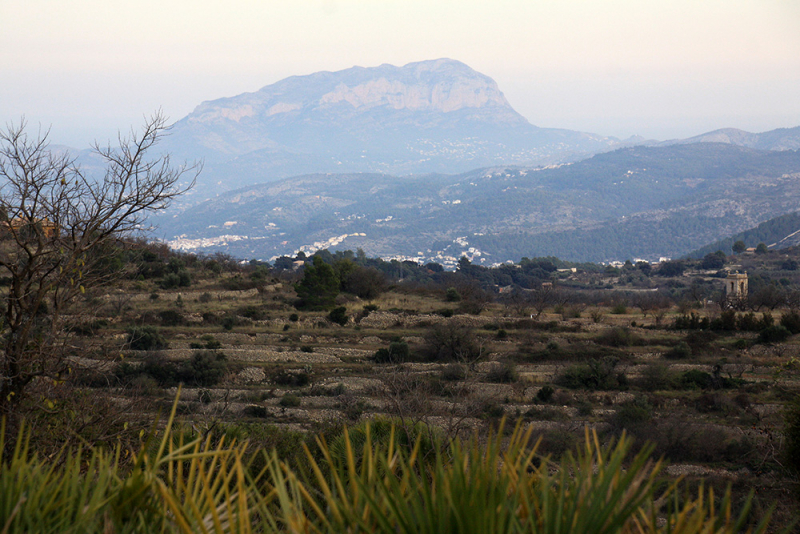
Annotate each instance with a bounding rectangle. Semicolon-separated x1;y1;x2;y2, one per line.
160;59;625;200
660;126;800;151
157;143;800;265
127;58;800;264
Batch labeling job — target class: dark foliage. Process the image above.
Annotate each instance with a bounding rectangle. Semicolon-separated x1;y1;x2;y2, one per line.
116;350;228;388
374;341;410;364
158;310;184;327
272;369;311;387
486;362;518;383
536;385;555;403
127;326;168;351
664;341;692;360
780;310;800;334
295;256;340;310
423;323;482;362
758;325;791;344
328;306;348;326
556;357;625;390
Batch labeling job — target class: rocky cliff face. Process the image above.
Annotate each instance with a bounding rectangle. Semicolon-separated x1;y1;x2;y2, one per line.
189;59;520;126
160;59;620;199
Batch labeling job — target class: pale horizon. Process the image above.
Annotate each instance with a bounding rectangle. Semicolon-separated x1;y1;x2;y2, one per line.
2;0;799;148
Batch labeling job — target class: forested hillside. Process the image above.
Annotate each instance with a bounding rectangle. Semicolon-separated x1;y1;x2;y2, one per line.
687;211;800;258
158;143;800;263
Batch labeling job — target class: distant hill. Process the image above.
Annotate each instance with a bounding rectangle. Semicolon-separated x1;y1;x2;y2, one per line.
159;59;624;201
686;211;800;259
660;126;800;151
154;143;800;265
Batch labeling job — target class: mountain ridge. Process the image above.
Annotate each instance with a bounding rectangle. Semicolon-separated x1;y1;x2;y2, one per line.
159;59;622;198
155;143;800;264
660;126;800;151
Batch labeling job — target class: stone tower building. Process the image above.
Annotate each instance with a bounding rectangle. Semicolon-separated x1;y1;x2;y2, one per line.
725;271;748;304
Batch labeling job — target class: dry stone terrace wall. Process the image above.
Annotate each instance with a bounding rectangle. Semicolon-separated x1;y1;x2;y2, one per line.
93;279;800;509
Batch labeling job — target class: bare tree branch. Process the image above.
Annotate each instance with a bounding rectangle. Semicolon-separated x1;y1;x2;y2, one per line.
0;112;199;416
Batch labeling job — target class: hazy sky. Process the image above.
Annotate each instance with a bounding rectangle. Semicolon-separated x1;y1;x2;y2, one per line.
2;0;799;147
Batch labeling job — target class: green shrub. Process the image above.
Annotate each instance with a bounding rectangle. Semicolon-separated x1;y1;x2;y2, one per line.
423;323;481;362
242;405;268;418
780;310;800;334
710;310;737;331
595;327;637;347
486;362;518;383
238;305;268;320
784;395;800;474
760;311;775;329
757;324;791;344
127;326;168;351
279;394;302;408
337;395;368;421
736;312;760;332
295;256;340;310
116;350;227;388
664;341;692;360
445;287;461;302
328;306;348;326
203;338;222;350
536;385;555;403
524;406;566;421
440;363;467;381
219;275;260;291
289;313;299;322
610;303;627;315
695;392;739;415
160;269;191;289
67;319;107;337
374;341;410;363
684;330;717;352
202;312;221;325
0;409;772;534
180;350;228;387
639;362;678;390
272;369;311;387
556;357;624;390
611;397;653;431
733;338;750;350
673;312;710;330
681;369;713;389
576;399;594;416
158;309;184;326
222;315;237;331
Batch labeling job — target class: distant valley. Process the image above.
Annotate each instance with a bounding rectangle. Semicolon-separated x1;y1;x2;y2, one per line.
129;59;800;264
155;143;800;265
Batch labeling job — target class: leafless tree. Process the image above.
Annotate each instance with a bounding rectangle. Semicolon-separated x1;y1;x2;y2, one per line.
529;282;569;319
503;287;531;317
635;291;672;325
0;112;199;416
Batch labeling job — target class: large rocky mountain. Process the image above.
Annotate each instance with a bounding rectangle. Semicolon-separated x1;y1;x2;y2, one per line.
160;59;624;201
156;143;800;265
135;58;800;264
